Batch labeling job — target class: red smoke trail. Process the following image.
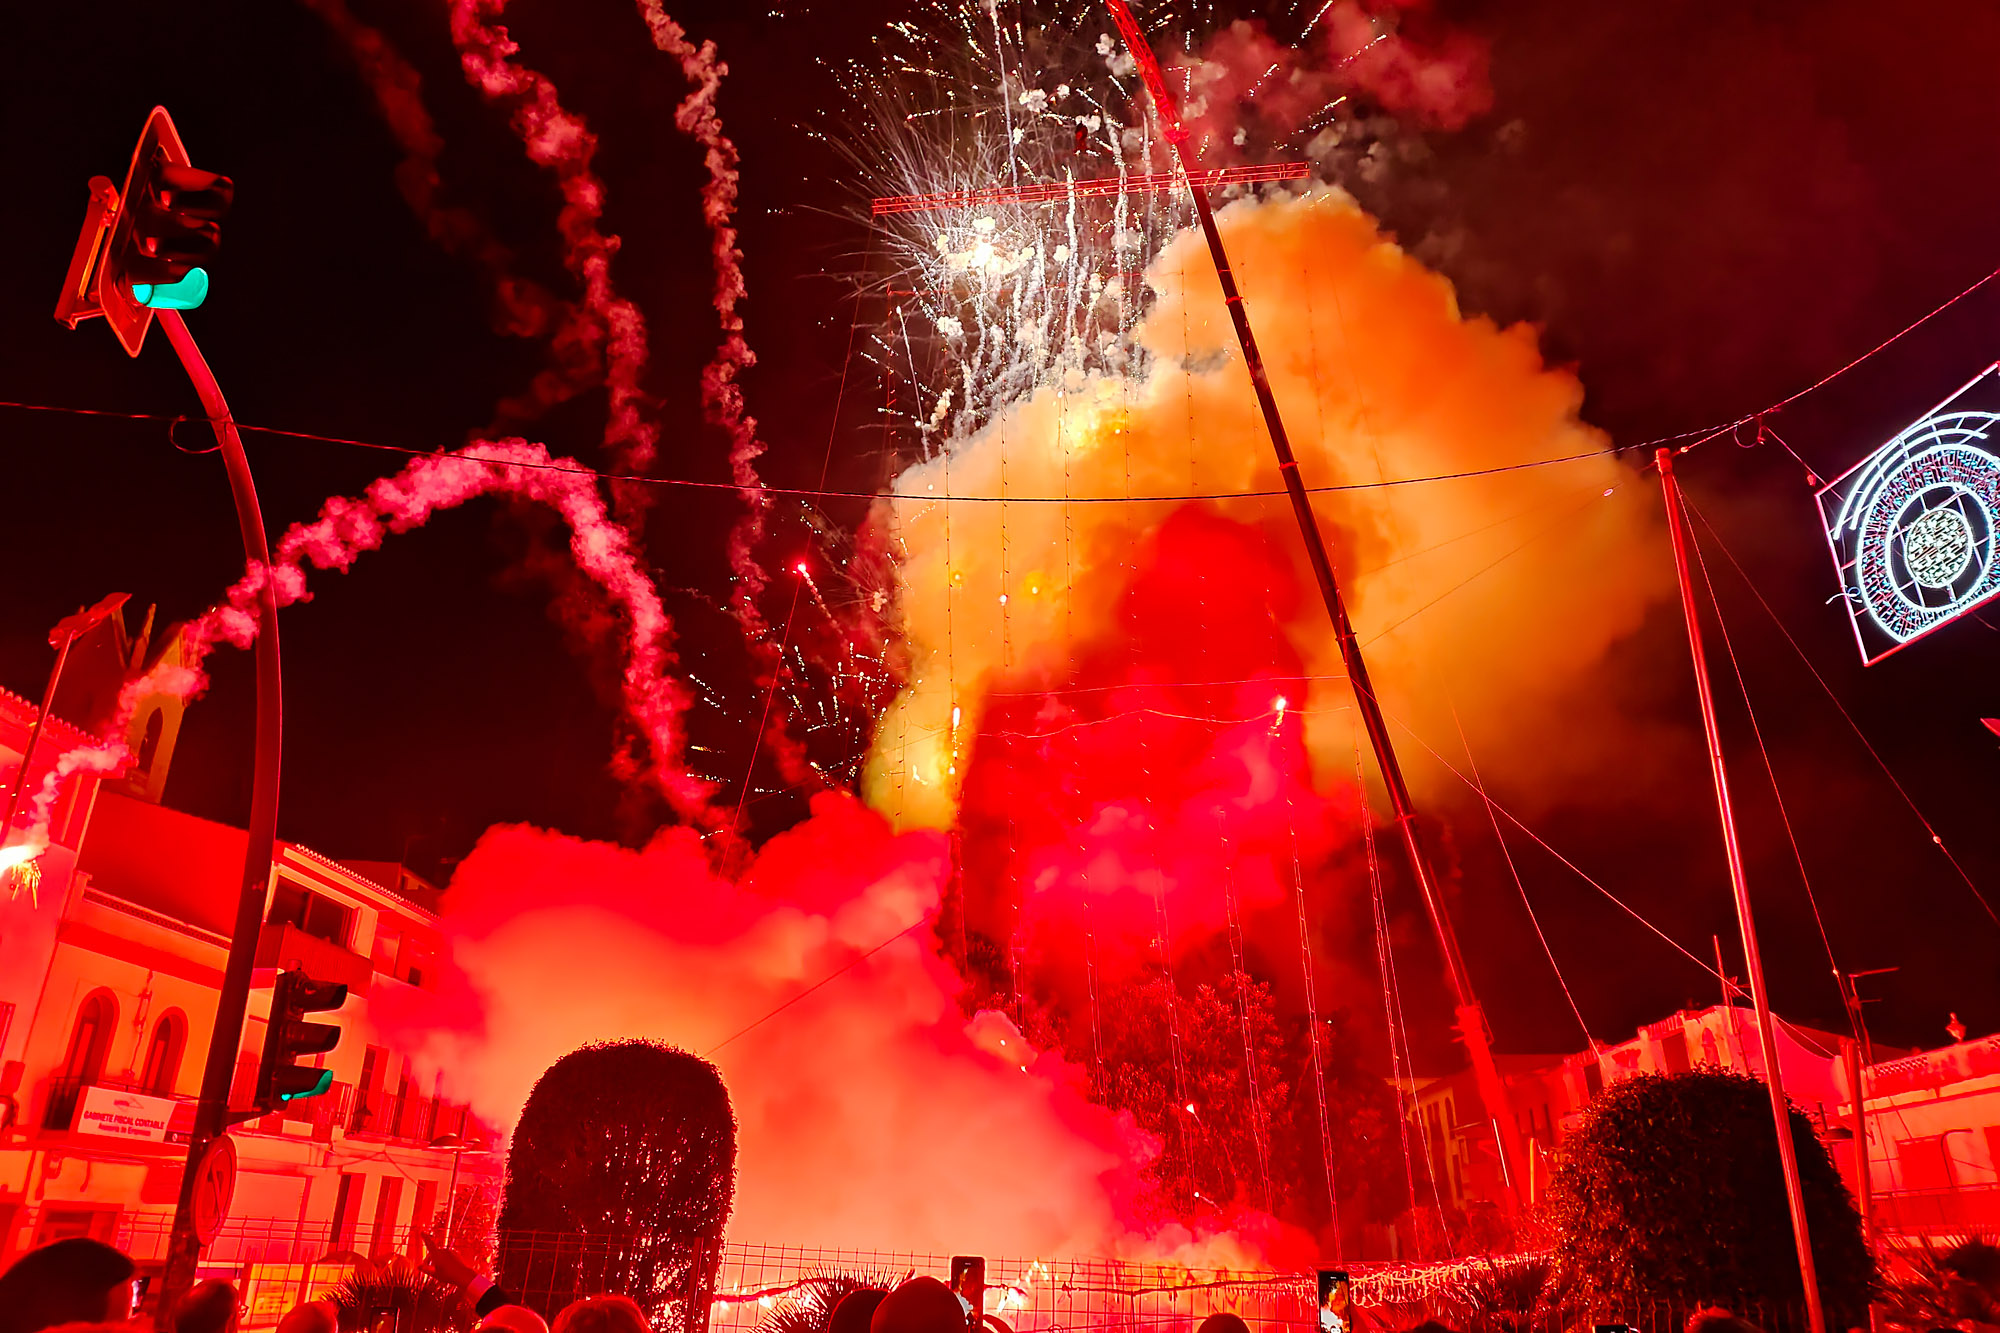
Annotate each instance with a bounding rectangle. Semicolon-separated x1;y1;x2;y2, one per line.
300;0;573;376
633;3;813;792
8;443;717;860
447;0;659;483
634;4;769;615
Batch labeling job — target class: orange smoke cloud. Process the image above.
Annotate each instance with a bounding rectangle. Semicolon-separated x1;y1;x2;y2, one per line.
868;187;1667;830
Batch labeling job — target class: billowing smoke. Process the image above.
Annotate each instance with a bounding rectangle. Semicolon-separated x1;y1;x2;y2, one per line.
1179;4;1491;155
366;190;1668;1260
373;797;1291;1263
12;16;1667;1262
1321;1;1492;131
867;187;1667;833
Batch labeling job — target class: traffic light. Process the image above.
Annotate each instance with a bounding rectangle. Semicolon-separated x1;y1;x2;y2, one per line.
256;968;347;1108
54;107;232;356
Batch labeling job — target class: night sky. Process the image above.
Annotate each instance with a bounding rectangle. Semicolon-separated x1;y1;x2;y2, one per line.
4;0;1997;1059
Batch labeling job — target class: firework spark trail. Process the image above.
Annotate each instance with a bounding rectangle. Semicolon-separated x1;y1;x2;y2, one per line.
5;443;719;867
447;0;659;485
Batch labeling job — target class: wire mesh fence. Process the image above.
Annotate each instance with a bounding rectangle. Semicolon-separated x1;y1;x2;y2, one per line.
703;1245;1810;1333
5;1208;1809;1333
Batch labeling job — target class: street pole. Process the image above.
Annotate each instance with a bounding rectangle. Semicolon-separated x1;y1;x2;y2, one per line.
445;1146;463;1244
1102;0;1526;1208
1841;1034;1875;1254
0;633;80;869
157;309;284;1313
1656;448;1825;1333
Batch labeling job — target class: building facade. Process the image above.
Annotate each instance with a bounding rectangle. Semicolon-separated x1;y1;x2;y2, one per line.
1846;1032;2000;1238
1404;999;2000;1255
0;603;496;1322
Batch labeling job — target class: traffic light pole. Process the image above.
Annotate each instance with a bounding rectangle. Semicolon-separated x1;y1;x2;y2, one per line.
1103;0;1527;1209
157;310;284;1314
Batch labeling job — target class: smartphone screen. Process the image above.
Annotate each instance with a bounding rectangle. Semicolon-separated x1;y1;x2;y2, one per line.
1316;1270;1350;1333
950;1256;986;1329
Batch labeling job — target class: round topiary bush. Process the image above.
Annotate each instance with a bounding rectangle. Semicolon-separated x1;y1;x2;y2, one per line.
499;1040;736;1332
1545;1067;1874;1327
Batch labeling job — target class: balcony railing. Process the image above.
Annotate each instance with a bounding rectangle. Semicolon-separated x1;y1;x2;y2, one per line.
1874;1182;2000;1234
346;1090;468;1145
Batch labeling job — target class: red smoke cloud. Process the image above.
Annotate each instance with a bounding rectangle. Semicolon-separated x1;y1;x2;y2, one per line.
1179;4;1491;149
955;507;1350;954
372;795;1295;1261
1321;2;1492;131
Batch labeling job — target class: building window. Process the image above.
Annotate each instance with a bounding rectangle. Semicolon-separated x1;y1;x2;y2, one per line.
1660;1028;1692;1074
1896;1136;1956;1191
33;1208;117;1247
135;711;164;778
371;1177;404;1257
44;990;117;1129
139;1011;186;1097
409;1180;440;1258
352;1046;388;1133
332;1173;364;1251
267;882;356;949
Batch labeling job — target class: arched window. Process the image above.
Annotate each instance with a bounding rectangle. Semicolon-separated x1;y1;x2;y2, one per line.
135;711;165;778
140;1010;186;1096
44;990;116;1128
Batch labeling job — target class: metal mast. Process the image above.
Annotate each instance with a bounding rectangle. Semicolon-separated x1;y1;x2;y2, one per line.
1657;447;1826;1333
1103;0;1527;1208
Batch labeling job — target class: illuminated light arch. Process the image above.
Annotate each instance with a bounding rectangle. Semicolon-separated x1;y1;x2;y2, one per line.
1819;364;2000;663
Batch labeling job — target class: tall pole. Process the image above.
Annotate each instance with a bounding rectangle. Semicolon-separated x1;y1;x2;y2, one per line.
1839;970;1884;1333
0;633;80;869
1102;0;1526;1207
1656;448;1825;1333
157;309;284;1312
1841;1033;1875;1256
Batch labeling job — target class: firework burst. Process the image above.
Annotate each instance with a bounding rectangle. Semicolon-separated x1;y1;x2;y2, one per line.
834;0;1402;454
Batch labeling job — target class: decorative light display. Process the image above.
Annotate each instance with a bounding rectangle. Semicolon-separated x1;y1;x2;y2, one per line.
1818;363;2000;663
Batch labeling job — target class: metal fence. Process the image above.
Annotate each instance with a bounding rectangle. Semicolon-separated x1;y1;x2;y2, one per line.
2;1209;1809;1333
704;1245;1810;1333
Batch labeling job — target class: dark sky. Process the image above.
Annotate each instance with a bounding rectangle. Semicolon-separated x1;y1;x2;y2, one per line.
4;0;1997;1058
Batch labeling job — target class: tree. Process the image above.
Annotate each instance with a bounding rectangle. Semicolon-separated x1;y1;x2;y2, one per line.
1545;1069;1874;1327
499;1041;736;1332
332;1259;465;1333
1092;971;1293;1216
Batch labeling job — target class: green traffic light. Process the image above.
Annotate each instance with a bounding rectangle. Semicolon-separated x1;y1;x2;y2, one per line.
278;1068;335;1102
131;267;209;310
